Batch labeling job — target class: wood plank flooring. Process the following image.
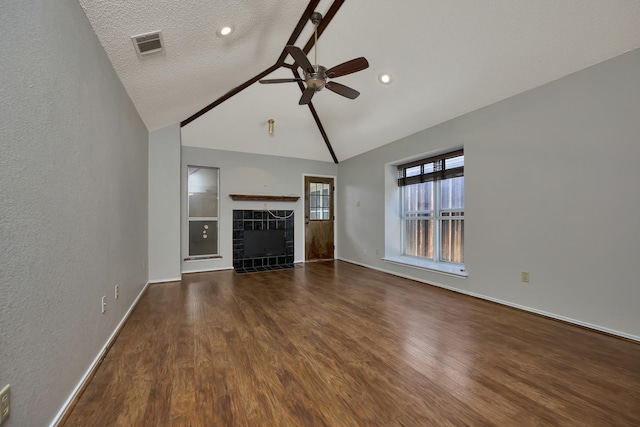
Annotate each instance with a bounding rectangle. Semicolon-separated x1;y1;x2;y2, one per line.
63;261;640;426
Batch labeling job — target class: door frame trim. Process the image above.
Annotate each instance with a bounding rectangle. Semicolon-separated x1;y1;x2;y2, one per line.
302;173;338;262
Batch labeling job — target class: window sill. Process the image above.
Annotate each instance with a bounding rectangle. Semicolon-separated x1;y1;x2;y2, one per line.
184;255;222;261
382;256;468;278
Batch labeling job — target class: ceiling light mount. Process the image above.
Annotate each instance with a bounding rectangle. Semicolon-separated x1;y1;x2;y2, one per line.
310;12;323;26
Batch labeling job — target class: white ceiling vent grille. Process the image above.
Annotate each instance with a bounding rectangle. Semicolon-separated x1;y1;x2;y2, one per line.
131;31;164;58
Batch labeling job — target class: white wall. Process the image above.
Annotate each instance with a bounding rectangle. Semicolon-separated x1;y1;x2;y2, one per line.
149;125;181;282
180;146;337;272
338;48;640;340
0;1;149;426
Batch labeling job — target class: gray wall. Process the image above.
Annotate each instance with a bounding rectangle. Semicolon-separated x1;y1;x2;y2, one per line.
149;125;181;282
338;48;640;340
180;146;337;272
0;1;149;426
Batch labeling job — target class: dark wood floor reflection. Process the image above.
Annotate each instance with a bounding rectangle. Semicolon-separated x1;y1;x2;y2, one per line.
63;261;640;426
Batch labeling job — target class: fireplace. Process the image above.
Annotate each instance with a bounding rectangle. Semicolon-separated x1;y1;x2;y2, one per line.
232;210;294;273
244;229;286;258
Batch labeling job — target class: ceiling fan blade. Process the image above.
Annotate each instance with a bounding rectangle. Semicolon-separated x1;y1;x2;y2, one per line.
285;45;314;74
299;87;316;105
325;81;360;100
259;78;304;84
326;57;369;78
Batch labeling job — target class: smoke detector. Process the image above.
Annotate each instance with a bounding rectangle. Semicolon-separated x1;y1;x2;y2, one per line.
131;31;164;58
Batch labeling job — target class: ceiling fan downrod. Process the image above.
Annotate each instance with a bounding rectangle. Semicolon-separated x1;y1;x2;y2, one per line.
310;12;322;67
305;12;326;91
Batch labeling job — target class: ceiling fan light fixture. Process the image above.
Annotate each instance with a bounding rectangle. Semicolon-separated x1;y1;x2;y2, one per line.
378;73;392;84
305;65;327;90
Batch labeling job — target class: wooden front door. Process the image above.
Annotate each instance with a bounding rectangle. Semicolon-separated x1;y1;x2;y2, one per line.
304;176;334;261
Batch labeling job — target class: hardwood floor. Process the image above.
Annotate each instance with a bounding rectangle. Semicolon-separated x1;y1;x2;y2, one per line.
63;261;640;426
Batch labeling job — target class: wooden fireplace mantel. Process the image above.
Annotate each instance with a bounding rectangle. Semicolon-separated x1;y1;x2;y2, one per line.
228;194;300;202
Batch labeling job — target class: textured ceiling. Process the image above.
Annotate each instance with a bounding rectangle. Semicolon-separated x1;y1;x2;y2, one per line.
79;0;640;163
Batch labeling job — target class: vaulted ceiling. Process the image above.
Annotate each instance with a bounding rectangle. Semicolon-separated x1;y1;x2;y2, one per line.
79;0;640;163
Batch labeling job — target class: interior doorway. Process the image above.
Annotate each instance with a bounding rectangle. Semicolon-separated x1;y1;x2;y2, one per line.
304;176;335;261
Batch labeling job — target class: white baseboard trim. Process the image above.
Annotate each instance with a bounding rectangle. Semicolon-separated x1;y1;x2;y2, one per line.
149;277;182;284
338;257;640;343
50;281;151;427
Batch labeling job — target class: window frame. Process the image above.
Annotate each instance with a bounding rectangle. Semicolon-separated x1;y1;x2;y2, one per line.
309;181;332;221
186;165;220;258
398;150;464;266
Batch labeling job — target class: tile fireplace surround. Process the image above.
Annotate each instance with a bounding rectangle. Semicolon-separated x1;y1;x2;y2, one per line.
232;209;294;274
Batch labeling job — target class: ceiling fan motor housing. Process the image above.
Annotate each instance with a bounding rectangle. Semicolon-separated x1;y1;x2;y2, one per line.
305;65;327;90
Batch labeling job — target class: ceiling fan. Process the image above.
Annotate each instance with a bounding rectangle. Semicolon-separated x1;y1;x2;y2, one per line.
182;1;356;164
259;12;369;105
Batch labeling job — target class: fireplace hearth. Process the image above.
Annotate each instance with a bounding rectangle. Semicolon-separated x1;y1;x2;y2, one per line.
233;210;294;273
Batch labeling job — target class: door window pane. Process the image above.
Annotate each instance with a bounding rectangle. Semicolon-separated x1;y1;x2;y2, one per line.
310;182;331;221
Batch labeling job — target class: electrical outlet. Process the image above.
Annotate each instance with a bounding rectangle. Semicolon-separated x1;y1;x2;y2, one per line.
114;284;119;300
101;296;106;313
356;201;361;207
376;248;380;255
0;384;10;425
521;271;530;283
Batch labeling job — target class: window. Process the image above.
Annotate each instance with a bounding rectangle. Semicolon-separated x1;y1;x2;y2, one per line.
309;182;331;220
398;149;464;264
187;166;219;257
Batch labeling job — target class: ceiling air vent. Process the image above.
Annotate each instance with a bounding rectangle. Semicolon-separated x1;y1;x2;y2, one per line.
131;31;164;58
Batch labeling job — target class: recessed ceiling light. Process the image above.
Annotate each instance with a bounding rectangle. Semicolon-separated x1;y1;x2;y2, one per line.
378;73;392;84
218;26;233;36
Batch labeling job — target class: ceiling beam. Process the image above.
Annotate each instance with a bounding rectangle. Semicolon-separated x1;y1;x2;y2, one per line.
180;0;343;164
308;102;339;164
181;0;321;127
180;64;280;127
